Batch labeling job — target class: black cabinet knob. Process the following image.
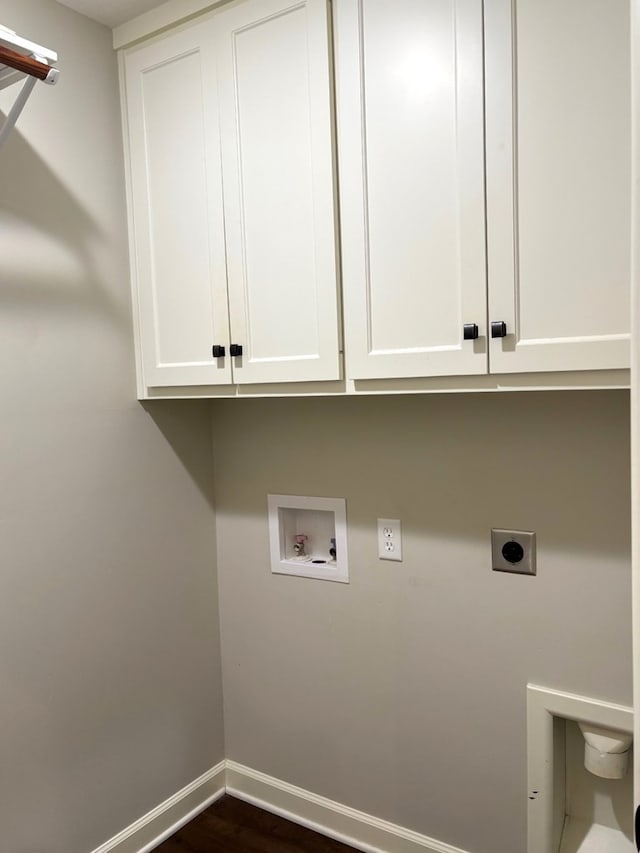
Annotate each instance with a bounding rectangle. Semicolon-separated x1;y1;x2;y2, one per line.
463;323;479;341
230;344;243;357
491;321;507;338
212;345;226;358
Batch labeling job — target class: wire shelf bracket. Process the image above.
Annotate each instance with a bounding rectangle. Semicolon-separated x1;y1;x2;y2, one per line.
0;25;58;149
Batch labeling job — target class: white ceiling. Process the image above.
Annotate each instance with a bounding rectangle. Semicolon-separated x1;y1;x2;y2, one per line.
56;0;168;29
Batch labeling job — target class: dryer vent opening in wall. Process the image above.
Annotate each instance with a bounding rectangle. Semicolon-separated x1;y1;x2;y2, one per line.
267;494;348;584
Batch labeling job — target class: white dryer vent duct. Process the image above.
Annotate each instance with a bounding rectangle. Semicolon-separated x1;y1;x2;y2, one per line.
0;25;58;149
578;721;633;779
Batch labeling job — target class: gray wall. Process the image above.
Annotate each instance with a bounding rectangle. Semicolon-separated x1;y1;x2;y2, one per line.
1;5;630;853
0;2;224;851
213;391;631;853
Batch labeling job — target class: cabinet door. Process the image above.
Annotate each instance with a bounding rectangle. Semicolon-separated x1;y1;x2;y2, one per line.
335;0;487;380
124;23;232;388
485;0;630;374
215;0;341;384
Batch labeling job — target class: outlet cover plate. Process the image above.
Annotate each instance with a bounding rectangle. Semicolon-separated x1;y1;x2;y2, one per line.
491;529;536;575
378;518;402;561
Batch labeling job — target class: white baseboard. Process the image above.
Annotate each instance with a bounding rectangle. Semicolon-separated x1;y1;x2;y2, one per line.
225;760;472;853
90;761;226;853
89;758;471;853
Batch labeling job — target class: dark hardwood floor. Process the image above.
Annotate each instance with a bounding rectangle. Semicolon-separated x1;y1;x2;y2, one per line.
154;795;357;852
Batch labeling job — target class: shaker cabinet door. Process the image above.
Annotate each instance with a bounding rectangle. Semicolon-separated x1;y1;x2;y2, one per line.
215;0;342;385
485;0;631;374
124;24;232;388
335;0;487;380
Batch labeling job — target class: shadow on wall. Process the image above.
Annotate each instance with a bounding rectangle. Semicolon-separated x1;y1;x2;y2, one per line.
208;391;631;562
142;400;216;512
0;114;130;332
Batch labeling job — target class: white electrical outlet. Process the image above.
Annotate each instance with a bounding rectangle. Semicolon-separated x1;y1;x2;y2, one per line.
377;518;402;561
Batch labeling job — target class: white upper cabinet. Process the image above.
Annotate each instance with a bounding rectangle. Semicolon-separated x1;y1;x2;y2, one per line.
121;0;631;395
122;0;341;390
335;0;630;381
334;0;487;380
485;0;631;374
215;0;341;384
124;22;231;387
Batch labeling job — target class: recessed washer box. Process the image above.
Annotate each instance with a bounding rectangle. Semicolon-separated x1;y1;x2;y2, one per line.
267;494;348;583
